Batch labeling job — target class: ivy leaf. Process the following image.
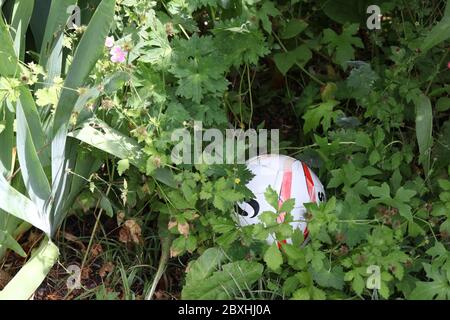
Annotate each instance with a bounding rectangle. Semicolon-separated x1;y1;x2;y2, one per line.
264;243;283;271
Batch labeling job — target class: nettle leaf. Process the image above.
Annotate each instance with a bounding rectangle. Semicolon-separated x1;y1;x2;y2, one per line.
303;100;340;133
322;24;364;67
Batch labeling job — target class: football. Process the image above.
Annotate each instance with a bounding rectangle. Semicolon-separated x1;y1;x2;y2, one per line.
236;154;326;244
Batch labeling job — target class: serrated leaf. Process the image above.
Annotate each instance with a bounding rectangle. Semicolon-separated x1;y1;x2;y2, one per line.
264;243;283;271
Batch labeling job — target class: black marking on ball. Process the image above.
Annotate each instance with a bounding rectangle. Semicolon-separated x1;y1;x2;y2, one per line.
318;191;325;202
236;199;260;218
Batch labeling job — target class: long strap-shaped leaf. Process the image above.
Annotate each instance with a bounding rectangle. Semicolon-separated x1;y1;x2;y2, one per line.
69;119;177;188
0;237;59;300
51;0;116;238
39;0;77;68
10;0;35;60
16;98;51;235
52;0;116;139
420;0;450;53
414;94;433;177
0;174;47;233
0;15;19;77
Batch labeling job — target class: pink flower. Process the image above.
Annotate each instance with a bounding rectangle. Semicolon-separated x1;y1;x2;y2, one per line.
110;45;127;63
105;36;115;48
448;61;450;70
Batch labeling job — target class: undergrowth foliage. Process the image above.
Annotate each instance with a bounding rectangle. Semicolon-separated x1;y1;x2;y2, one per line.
0;0;449;300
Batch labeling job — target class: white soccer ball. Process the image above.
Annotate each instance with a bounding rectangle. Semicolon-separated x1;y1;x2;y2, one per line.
236;154;326;244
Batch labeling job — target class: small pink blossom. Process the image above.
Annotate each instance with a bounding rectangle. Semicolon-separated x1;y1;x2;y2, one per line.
110;45;127;63
105;36;114;48
448;61;450;70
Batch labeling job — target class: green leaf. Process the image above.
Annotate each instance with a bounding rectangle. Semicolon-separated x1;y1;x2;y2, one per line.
39;0;77;66
100;196;114;218
414;94;433;176
279;198;295;214
322;24;364;67
281;19;308;39
10;0;34;60
117;159;130;176
0;230;26;257
69;119;176;188
264;243;283;271
0;237;59;300
303;100;339;133
0;175;47;233
410;264;450;300
264;185;279;210
313;266;344;290
420;2;450;53
0;15;19;76
182;260;263;299
52;0;116;137
16;97;51;234
185;247;225;283
273;45;312;75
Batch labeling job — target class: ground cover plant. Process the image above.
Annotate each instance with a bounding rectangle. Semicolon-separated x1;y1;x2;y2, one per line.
0;0;449;300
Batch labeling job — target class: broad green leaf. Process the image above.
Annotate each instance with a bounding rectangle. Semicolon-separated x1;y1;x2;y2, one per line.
0;238;59;300
185;247;226;283
281;19;308;39
181;260;263;299
414;94;433;176
410;264;450;300
273;45;312;75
